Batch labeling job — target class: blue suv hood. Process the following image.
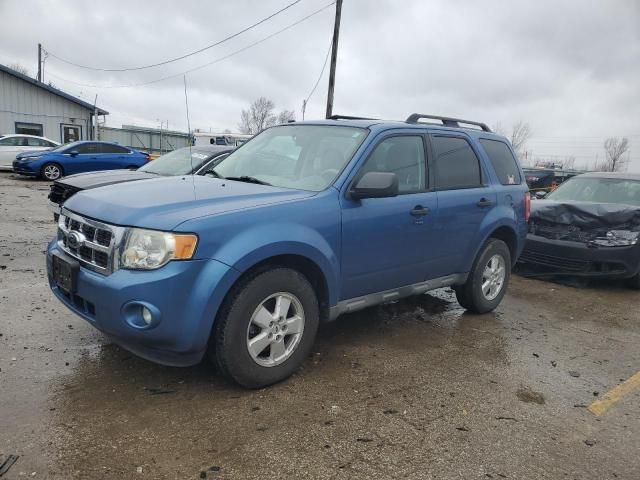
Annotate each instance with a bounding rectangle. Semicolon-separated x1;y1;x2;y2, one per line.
63;176;315;230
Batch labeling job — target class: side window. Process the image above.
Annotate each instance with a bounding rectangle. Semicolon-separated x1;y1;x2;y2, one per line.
0;137;21;146
432;136;482;190
358;136;426;193
74;143;99;154
479;139;521;185
26;137;46;147
99;143;130;154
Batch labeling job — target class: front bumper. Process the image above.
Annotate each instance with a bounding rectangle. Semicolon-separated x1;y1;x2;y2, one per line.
518;234;640;279
46;240;240;366
12;161;39;176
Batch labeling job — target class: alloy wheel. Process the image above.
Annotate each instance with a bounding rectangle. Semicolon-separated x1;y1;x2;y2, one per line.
481;254;506;301
246;292;305;367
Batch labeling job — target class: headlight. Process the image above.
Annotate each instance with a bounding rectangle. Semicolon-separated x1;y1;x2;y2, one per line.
591;230;640;247
120;228;198;270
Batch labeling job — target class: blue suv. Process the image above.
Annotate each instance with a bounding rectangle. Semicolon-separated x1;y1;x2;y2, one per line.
13;140;150;180
46;115;529;388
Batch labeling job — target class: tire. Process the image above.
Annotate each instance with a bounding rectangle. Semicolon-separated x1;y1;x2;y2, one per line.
454;239;511;314
41;162;63;181
127;165;138;170
626;272;640;290
211;268;320;388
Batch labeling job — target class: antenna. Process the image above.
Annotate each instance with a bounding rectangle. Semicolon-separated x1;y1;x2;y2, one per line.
183;75;195;193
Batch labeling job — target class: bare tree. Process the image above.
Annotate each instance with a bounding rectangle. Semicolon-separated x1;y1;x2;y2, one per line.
510;121;531;160
602;137;630;172
491;122;506;136
277;110;296;124
561;155;576;170
492;120;531;160
238;97;276;135
9;63;30;76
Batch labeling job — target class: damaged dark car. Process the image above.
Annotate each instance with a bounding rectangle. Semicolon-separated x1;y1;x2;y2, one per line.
518;172;640;289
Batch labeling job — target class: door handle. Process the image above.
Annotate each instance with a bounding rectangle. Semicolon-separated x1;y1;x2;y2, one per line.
410;205;430;216
477;198;494;207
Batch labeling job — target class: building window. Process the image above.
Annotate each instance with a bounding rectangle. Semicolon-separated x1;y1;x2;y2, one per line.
60;124;82;143
15;122;43;137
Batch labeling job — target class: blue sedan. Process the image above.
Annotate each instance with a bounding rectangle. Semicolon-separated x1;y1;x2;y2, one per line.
12;141;150;180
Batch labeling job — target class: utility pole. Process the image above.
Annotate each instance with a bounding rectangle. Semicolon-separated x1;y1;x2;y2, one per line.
37;43;42;82
93;95;99;140
325;0;343;119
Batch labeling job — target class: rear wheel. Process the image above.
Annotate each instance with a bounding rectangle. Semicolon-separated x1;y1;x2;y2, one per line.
211;268;319;388
454;239;511;313
41;162;63;181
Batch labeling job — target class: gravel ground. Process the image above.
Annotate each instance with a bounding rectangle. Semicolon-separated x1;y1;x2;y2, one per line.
1;172;639;479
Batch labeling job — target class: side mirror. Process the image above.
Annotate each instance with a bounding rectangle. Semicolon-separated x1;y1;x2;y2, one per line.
350;172;399;200
534;191;547;199
69;150;79;157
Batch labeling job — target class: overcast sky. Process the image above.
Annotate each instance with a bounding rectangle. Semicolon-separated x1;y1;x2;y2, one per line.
1;0;639;171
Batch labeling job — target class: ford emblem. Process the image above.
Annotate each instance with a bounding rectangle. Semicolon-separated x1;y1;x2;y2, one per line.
67;231;85;249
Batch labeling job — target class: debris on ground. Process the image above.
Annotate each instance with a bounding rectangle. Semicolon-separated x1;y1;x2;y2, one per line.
516;387;545;404
0;455;19;477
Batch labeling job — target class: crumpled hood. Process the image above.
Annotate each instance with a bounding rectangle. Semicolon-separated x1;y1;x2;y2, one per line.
530;201;640;230
63;175;315;230
56;169;158;190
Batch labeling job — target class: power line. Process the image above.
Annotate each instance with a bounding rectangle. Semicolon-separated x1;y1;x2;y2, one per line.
46;2;335;90
44;0;303;72
305;37;333;104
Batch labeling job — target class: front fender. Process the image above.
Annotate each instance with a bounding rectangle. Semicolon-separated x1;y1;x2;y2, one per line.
214;223;340;306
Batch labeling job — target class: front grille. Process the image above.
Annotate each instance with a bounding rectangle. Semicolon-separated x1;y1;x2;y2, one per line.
519;248;589;272
57;210;124;274
48;183;80;205
529;220;606;244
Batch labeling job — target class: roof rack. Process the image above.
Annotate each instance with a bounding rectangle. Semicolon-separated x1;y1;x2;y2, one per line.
329;115;379;121
405;113;491;132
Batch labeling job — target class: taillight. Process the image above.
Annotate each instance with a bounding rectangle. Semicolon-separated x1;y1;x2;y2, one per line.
524;192;531;222
145;154;151;162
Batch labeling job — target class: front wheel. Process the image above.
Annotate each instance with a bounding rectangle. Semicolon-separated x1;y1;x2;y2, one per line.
41;162;63;181
454;239;511;313
211;268;319;388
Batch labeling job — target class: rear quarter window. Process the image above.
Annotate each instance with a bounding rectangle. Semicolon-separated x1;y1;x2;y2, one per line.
480;139;521;185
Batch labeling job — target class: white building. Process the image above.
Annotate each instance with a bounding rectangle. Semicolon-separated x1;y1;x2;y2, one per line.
0;63;107;143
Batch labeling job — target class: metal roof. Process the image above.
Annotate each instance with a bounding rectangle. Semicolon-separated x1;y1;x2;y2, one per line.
0;63;109;115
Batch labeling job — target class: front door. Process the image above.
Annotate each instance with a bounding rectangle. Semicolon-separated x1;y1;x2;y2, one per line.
340;133;438;299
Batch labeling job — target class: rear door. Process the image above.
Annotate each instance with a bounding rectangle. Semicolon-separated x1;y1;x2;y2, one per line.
67;142;100;174
25;136;53;154
340;131;439;299
430;133;497;277
478;138;528;253
98;143;134;169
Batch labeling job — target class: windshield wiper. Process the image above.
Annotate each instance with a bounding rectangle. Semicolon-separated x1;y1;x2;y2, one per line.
205;169;224;179
225;176;271;186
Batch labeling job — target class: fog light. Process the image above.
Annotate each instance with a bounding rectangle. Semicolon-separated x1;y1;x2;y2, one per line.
121;301;161;329
142;306;153;325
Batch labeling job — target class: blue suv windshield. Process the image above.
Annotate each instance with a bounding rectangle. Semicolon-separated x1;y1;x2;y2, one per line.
215;125;368;191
